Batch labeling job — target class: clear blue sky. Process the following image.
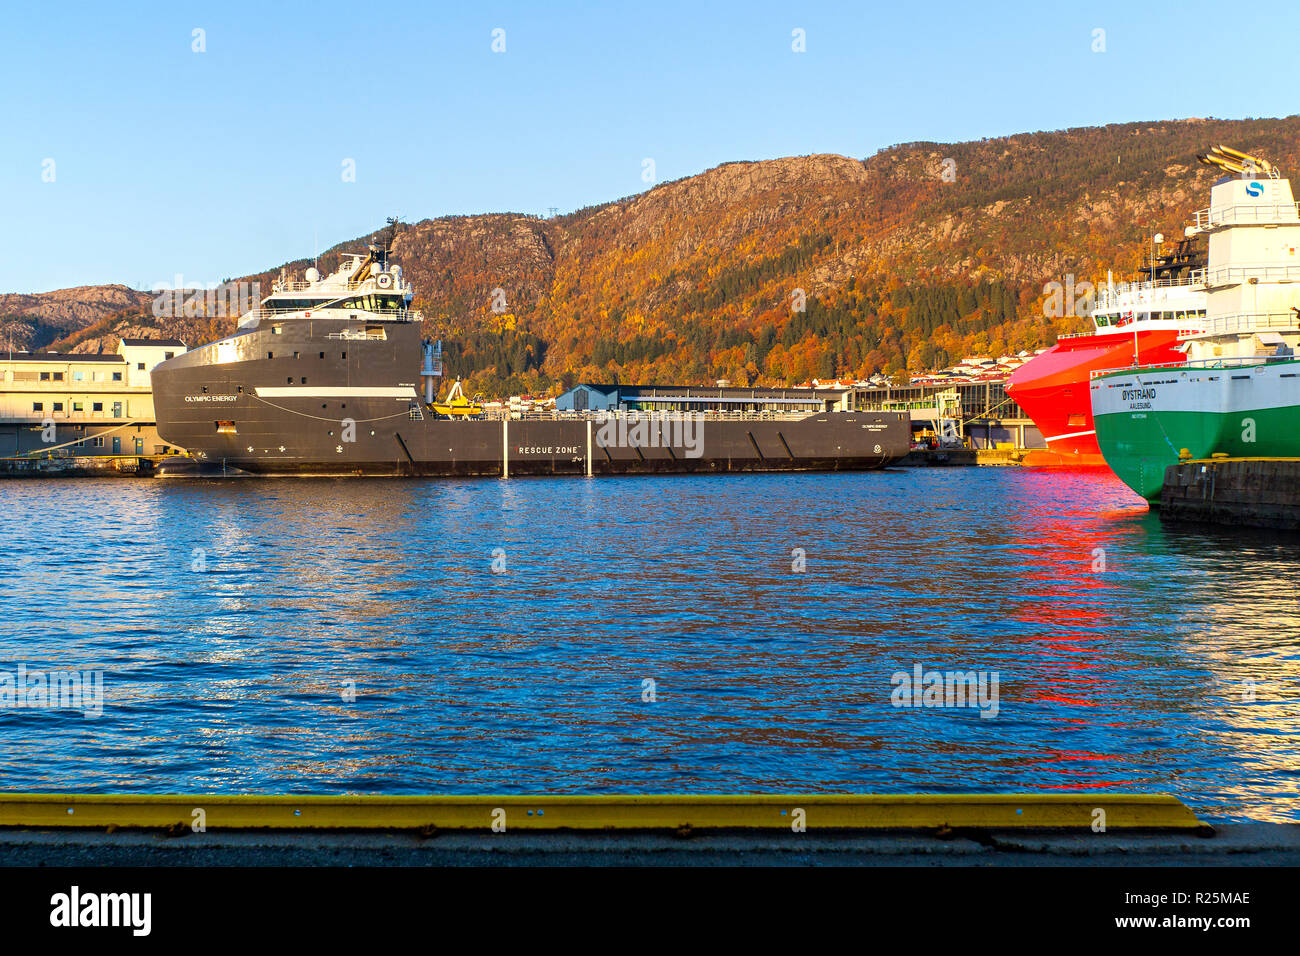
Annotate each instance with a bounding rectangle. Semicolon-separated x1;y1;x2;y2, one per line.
3;0;1296;293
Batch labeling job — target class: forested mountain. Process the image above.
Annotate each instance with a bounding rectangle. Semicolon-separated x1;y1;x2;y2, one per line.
11;115;1300;396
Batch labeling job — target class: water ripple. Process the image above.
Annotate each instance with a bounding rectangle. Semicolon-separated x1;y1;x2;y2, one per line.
0;470;1297;820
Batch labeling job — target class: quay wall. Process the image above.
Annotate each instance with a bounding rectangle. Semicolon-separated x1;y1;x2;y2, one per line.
899;448;1026;466
1160;458;1300;530
0;456;158;478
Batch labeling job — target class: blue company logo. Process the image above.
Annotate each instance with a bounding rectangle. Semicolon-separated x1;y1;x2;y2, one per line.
1245;181;1264;197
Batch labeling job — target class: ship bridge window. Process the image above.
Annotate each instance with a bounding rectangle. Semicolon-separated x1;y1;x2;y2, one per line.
332;295;405;312
269;298;338;311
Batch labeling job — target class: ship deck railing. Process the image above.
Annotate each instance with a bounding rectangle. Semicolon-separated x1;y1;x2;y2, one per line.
272;278;413;294
477;409;837;422
1096;275;1206;299
1056;321;1206;342
1088;351;1298;379
1087;280;1207;315
860;399;962;413
242;306;422;323
1201;263;1300;288
1184;312;1300;337
1194;202;1300;230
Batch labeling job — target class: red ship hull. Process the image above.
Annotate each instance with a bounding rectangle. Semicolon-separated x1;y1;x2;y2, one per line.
1007;327;1187;465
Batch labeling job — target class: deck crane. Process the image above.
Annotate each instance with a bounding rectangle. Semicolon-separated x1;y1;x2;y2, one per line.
1197;145;1279;179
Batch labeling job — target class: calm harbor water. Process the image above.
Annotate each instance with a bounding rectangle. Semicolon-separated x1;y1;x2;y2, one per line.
0;468;1297;821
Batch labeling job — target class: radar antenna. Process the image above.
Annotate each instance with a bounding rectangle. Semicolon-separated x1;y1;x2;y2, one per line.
372;216;401;269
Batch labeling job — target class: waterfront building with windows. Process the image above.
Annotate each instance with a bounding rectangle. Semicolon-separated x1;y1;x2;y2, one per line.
0;339;186;458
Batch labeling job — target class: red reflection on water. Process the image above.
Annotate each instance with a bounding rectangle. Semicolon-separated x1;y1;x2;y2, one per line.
1036;780;1143;791
1029;749;1141;791
1001;470;1149;710
1035;691;1101;708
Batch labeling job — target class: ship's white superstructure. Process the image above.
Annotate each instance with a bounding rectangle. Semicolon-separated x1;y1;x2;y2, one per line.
1177;171;1300;361
1091;146;1300;499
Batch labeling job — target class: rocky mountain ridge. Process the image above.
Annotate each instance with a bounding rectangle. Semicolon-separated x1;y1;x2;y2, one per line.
8;115;1299;393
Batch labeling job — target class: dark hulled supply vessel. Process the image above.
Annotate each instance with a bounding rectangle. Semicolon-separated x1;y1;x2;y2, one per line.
150;242;909;477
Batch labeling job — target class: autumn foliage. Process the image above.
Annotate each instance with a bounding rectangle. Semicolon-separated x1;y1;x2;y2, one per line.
31;116;1300;400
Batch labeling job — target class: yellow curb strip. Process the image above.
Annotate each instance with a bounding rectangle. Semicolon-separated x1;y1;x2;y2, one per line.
0;793;1203;830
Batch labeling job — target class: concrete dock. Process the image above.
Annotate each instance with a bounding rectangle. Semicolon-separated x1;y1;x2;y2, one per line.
0;455;159;477
1;823;1297;866
1161;458;1300;530
900;448;1027;466
0;792;1294;866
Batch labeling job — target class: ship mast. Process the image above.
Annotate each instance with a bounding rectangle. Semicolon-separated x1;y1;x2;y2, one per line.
375;215;401;271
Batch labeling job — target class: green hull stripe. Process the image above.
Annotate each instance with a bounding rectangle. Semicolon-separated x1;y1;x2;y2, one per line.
1094;404;1300;499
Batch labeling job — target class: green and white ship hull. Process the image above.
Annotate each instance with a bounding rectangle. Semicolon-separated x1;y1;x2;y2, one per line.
1089;146;1300;502
1091;360;1300;501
